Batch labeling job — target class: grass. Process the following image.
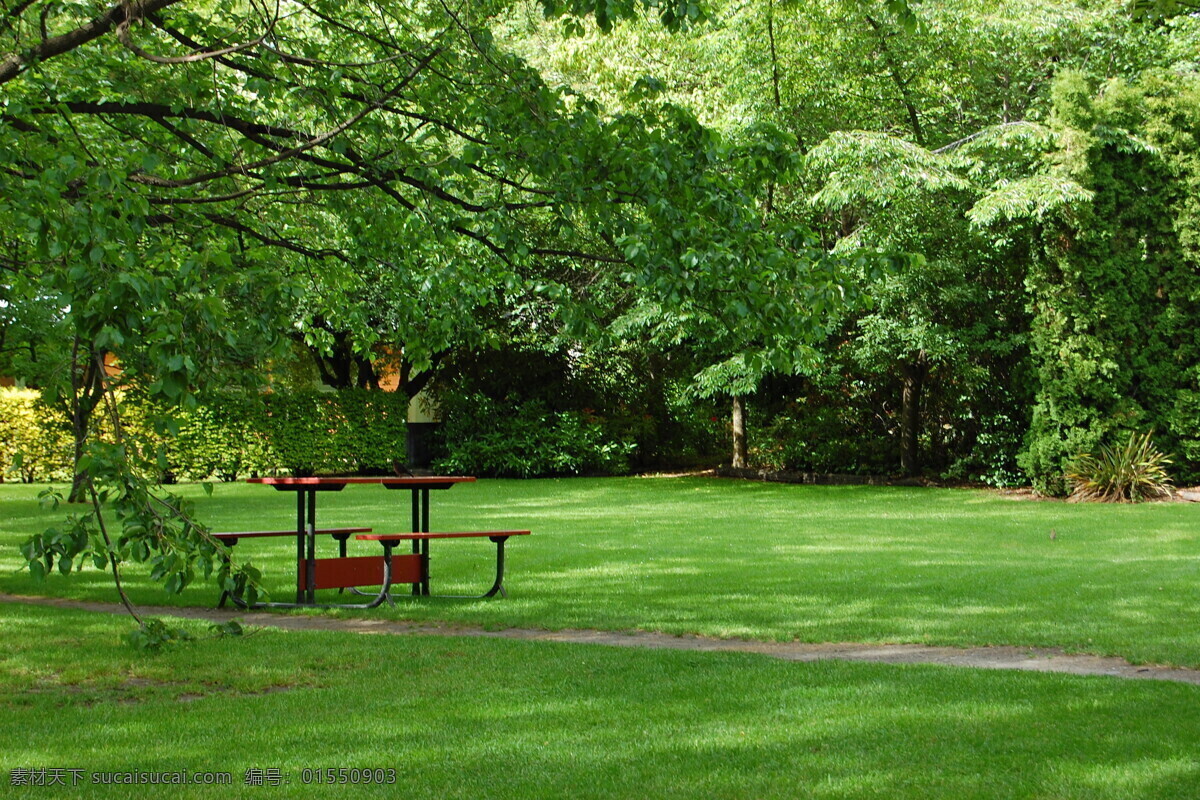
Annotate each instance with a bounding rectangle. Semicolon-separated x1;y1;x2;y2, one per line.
2;477;1199;666
2;603;1199;800
2;477;1199;798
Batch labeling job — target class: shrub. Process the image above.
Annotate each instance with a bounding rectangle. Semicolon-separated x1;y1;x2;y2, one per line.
1;388;409;483
166;390;408;479
167;395;274;481
435;393;634;478
1064;430;1174;503
948;411;1028;488
0;389;73;482
750;399;896;476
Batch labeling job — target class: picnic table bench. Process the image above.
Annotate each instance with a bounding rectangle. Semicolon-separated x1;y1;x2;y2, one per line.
213;527;373;607
357;530;532;599
213;527;374;553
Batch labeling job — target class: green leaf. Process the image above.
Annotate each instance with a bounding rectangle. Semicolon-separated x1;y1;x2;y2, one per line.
210;620;245;637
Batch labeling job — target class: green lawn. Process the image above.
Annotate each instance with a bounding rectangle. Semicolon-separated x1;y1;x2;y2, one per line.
2;603;1199;800
1;478;1199;798
2;477;1198;666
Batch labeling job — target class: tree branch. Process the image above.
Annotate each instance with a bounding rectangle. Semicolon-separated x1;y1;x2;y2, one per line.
864;14;925;147
116;0;278;65
932;121;1035;154
0;0;186;85
201;212;352;262
147;115;220;161
128;47;438;188
55;100;301;139
149;18;494;148
528;246;625;264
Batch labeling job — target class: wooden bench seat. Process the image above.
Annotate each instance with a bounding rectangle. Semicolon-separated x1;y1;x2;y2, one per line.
213;527;372;545
214;527;372;607
356;530;531;542
356;531;531;598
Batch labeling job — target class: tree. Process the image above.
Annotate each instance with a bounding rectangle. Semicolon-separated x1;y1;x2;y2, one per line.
511;0;1138;475
1132;0;1200;21
3;0;861;628
973;69;1200;493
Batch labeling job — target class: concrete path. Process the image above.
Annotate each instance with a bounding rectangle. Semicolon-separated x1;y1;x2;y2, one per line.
5;593;1199;686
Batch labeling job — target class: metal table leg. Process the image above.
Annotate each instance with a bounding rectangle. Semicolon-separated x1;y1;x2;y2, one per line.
305;491;317;604
483;535;510;598
295;492;306;604
421;490;431;595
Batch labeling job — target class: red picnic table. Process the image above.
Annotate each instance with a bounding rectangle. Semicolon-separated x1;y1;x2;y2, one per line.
214;476;528;609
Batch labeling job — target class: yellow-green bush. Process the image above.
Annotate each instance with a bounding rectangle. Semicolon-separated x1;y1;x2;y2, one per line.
1;388;408;483
0;389;73;483
163;390;408;480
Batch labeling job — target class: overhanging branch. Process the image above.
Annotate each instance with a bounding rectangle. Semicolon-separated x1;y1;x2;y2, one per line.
0;0;186;85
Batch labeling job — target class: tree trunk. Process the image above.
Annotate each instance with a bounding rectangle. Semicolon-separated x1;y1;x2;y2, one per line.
68;410;90;503
899;353;928;477
354;353;380;389
66;346;106;503
400;350;448;399
731;395;748;469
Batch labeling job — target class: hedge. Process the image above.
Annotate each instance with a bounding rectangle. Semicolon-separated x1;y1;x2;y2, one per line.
1;388;408;482
167;390;408;479
1018;72;1200;493
433;392;635;478
0;389;74;483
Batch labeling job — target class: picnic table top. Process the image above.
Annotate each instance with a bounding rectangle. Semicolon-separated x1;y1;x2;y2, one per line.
246;476;476;489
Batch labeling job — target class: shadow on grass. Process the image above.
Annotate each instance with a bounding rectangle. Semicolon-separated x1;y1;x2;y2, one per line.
1;604;1198;800
3;479;1199;667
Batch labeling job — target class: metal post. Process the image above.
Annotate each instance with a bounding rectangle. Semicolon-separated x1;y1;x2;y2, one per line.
421;489;431;594
410;490;420;595
306;490;317;604
486;535;508;598
295;491;305;604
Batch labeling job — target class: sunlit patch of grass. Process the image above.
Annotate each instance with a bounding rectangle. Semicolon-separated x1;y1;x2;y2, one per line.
2;478;1200;666
4;604;1200;799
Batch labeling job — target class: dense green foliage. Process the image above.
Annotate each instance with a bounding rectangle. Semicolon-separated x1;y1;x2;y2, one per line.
1017;70;1200;492
436;393;635;477
0;390;72;483
501;0;1200;489
171;390;408;478
1;388;407;481
430;340;726;475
